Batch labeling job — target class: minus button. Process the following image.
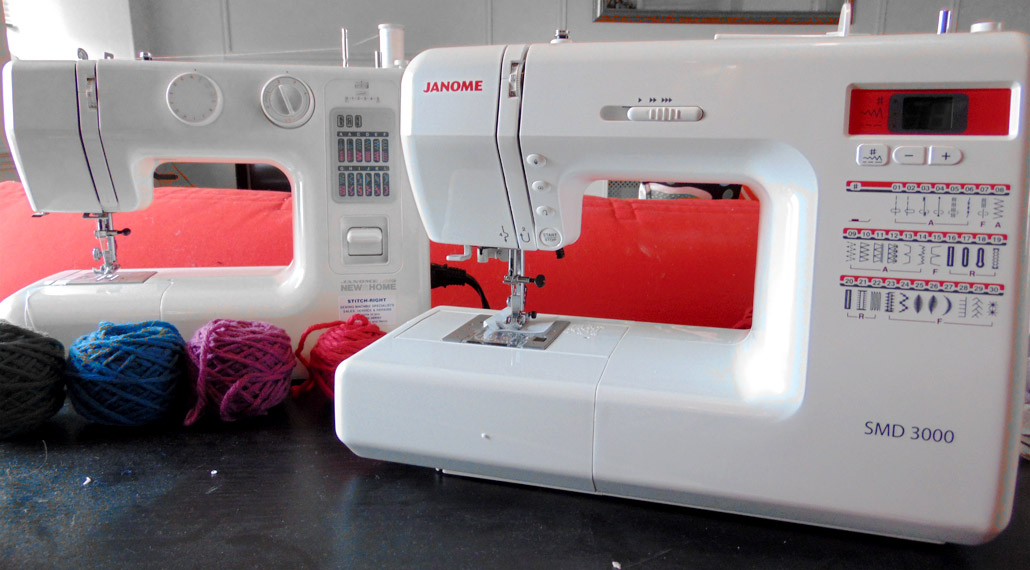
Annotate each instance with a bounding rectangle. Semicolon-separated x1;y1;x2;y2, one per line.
892;146;926;165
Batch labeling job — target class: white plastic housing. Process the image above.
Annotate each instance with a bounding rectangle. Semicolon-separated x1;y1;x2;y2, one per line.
0;60;430;347
341;31;1030;544
400;45;522;249
3;62;100;213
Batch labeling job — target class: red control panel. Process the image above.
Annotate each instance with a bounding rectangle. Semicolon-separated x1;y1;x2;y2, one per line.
848;88;1010;136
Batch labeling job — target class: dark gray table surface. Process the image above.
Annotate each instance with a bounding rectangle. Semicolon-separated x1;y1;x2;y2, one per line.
2;395;1028;570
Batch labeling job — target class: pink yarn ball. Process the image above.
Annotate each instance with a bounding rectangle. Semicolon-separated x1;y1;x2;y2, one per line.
184;319;296;425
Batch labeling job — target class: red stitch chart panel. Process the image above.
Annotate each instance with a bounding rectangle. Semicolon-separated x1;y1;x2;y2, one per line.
841;180;1012;327
846;182;1008;230
846;180;1010;195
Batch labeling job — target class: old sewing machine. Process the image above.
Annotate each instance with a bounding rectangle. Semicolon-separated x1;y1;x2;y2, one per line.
0;30;429;346
336;16;1030;544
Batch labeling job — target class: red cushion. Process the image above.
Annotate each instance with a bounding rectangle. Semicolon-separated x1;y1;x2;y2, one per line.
0;181;293;298
1;181;757;328
431;195;758;328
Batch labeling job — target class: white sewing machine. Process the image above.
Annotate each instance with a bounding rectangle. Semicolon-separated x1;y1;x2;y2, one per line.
336;22;1030;544
0;55;429;347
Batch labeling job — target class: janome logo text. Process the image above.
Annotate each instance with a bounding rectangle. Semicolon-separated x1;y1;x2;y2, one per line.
423;80;483;93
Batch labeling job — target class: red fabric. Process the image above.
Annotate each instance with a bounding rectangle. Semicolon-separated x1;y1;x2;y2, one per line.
1;181;758;328
431;196;759;328
0;181;293;300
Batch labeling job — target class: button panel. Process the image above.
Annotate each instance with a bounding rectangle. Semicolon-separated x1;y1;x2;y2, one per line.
856;143;963;168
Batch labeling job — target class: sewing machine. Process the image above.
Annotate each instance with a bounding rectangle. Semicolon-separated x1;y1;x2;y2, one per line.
0;56;429;346
335;24;1030;544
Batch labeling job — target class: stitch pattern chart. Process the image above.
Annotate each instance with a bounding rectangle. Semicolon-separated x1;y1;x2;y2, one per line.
841;180;1012;326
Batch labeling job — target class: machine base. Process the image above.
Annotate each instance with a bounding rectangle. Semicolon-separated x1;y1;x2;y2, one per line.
337;306;1018;545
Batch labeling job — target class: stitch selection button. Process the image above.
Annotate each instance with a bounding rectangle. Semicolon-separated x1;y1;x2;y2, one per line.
891;146;926;165
346;227;383;256
929;146;962;165
857;144;889;166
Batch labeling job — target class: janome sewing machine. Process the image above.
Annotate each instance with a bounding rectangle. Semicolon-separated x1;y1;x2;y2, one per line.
0;34;429;346
336;19;1030;543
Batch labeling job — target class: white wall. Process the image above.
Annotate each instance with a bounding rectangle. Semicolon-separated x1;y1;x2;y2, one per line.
126;0;1030;65
128;0;494;66
0;2;8;164
3;0;135;60
5;1;1030;65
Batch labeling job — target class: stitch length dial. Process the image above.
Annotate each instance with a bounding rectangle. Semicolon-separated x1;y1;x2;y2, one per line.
260;75;314;128
166;72;223;126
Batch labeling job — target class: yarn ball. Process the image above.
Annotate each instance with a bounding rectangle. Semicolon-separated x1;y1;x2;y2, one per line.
65;321;186;426
292;314;385;399
0;321;66;439
184;319;296;425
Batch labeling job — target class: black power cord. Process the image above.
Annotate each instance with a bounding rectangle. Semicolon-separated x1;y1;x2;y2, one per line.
430;263;490;309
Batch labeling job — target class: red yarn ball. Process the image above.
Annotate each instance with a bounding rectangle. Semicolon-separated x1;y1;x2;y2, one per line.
292;314;385;399
184;319;296;425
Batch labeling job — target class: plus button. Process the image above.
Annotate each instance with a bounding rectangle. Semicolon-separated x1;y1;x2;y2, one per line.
929;145;962;166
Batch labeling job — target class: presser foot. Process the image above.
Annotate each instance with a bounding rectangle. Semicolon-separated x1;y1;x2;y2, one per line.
86;212;132;277
442;314;569;350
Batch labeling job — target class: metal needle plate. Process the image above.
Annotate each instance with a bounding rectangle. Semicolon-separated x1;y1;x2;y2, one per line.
443;314;569;350
60;270;157;285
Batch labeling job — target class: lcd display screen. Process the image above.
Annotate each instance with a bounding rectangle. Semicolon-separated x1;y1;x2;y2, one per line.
888;93;968;134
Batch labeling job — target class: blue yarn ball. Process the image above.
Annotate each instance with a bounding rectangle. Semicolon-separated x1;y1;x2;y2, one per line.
66;321;186;426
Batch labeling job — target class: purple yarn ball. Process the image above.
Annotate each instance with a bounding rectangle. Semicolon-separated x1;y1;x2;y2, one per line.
184;319;296;425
